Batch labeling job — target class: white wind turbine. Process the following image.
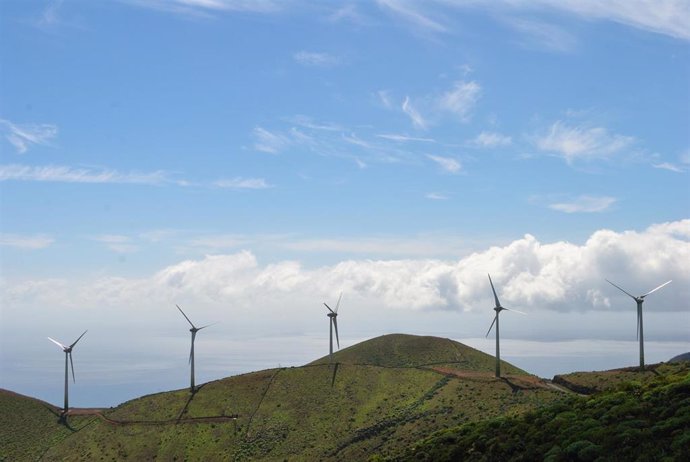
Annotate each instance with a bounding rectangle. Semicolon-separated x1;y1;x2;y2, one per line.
323;293;342;364
485;275;525;378
47;330;87;415
606;279;672;369
176;305;212;392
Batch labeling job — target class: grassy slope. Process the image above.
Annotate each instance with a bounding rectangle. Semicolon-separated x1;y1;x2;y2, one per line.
394;362;690;462
310;333;528;375
34;334;556;461
0;390;97;462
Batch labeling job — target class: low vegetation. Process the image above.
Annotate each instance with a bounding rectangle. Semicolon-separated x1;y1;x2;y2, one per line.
394;362;690;462
3;335;687;461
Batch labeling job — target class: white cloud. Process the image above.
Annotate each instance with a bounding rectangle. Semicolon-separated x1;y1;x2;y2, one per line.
470;131;512;148
127;0;283;16
534;121;635;163
377;90;394;109
38;0;63;27
425;192;448;200
91;234;139;253
653;162;685;173
0;119;58;154
425;0;690;41
214;177;272;189
507;18;578;52
252;127;291;154
377;133;436;143
548;195;617;213
4;220;688;313
293;51;340;67
377;0;447;33
0;234;54;250
0;164;169;185
527;0;690;41
402;96;428;129
427;154;461;173
438;80;481;122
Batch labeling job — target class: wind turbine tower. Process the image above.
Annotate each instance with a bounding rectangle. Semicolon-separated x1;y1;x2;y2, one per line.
176;305;211;392
47;330;87;415
485;275;525;378
606;279;672;369
323;293;342;364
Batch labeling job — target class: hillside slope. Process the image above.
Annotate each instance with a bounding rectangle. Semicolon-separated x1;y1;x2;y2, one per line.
394;362;690;462
0;390;97;462
5;334;559;461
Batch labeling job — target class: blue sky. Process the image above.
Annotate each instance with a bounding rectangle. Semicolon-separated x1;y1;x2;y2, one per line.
1;0;689;407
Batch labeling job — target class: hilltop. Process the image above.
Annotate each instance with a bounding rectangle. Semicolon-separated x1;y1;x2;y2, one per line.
2;334;557;461
309;333;527;375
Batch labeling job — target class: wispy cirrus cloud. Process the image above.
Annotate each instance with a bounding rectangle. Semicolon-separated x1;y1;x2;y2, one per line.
377;133;436;143
506;18;578;52
214;177;273;189
0;119;58;154
652;150;689;173
522;0;690;41
425;192;448;200
438;80;482;122
548;195;617;213
377;0;446;33
427;154;461;173
381;0;690;42
533;121;635;163
126;0;283;17
293;51;340;67
0;234;54;250
402;96;428;129
469;131;512;148
0;164;170;185
91;234;139;253
397;80;482;129
252;127;292;154
37;0;63;28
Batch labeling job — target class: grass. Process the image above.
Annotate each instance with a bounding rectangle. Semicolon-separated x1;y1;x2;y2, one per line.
7;334;680;461
0;390;97;462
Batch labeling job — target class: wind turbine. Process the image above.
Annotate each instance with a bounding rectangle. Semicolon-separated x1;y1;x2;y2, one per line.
323;293;342;364
176;305;211;392
485;274;525;378
47;330;87;415
606;279;672;369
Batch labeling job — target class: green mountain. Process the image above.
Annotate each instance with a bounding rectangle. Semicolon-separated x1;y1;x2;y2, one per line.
0;334;613;461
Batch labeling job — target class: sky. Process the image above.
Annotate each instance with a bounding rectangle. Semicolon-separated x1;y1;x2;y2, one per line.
0;0;689;408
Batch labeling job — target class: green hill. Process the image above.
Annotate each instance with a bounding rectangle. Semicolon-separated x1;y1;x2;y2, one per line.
0;390;98;462
393;361;690;462
2;334;566;461
310;333;528;375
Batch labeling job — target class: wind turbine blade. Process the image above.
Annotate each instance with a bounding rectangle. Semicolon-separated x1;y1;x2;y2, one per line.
69;352;76;383
47;337;67;350
324;303;335;314
505;308;527;315
333;317;340;349
605;279;636;300
197;322;217;331
176;304;196;329
485;315;497;338
637;309;640;341
335;292;343;314
642;280;672;298
70;330;88;348
488;274;501;307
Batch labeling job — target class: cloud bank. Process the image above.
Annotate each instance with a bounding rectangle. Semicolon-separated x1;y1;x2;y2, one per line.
3;220;688;314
